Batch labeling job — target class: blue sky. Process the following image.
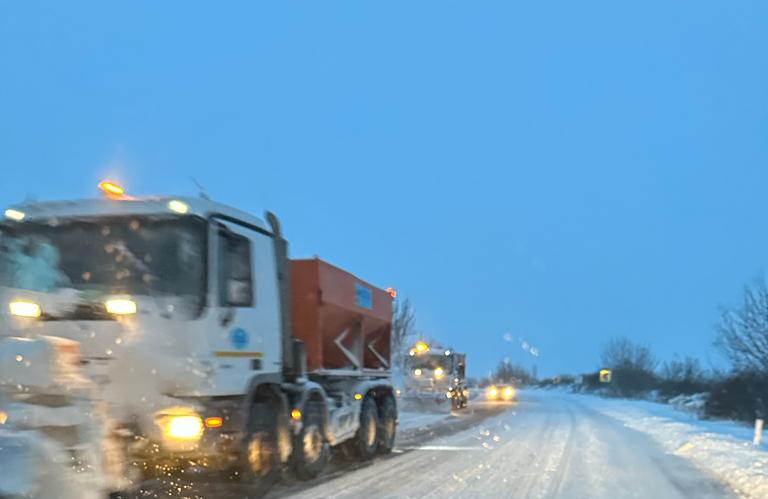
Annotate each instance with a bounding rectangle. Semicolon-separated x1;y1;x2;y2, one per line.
1;2;767;377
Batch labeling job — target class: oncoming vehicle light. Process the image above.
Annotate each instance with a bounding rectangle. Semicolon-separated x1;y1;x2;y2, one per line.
4;208;25;221
166;416;203;440
105;298;137;315
486;386;499;399
9;300;41;318
291;408;302;420
503;386;515;400
168;199;189;214
0;410;7;425
414;368;423;376
434;367;445;379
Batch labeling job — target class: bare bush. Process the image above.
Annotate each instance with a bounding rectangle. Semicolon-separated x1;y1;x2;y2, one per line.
659;357;707;397
492;359;533;385
600;337;658;396
715;279;768;375
600;337;657;372
391;297;416;372
660;357;705;383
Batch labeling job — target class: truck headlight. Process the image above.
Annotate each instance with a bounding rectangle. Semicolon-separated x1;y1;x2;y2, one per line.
157;413;204;440
166;415;203;439
105;298;137;315
503;387;515;400
9;300;41;318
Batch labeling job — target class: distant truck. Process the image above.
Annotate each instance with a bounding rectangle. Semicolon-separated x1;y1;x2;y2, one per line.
0;182;397;497
402;341;468;412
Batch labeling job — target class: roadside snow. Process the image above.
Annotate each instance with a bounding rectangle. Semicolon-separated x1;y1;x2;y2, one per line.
668;393;709;417
571;392;768;499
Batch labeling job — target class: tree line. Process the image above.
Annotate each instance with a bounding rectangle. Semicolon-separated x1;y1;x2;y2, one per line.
541;278;768;421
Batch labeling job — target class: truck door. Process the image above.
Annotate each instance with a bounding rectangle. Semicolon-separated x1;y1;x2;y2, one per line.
210;218;282;391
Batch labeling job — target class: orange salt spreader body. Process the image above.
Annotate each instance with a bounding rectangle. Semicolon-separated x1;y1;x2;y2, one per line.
290;258;393;373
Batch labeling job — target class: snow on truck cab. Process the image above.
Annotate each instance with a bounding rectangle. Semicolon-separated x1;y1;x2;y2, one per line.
0;183;397;496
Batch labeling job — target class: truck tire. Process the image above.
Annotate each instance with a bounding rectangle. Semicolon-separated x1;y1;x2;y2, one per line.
344;396;379;460
292;401;329;480
237;400;281;498
377;395;397;455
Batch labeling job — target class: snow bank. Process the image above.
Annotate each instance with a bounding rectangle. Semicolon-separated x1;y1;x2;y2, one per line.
668;393;708;418
577;393;768;499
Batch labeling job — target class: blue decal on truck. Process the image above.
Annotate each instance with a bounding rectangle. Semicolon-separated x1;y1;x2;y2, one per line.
230;328;249;350
355;283;373;309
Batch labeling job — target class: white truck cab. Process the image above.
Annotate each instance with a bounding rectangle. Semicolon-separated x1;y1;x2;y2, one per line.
1;195;282;398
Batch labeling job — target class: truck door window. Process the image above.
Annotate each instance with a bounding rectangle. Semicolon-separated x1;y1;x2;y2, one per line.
218;228;253;307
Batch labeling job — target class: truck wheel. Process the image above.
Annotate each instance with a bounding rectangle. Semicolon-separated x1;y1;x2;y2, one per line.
292;402;329;480
345;396;379;460
237;401;280;498
377;395;397;454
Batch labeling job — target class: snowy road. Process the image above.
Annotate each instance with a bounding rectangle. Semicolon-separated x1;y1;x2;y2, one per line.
279;391;736;499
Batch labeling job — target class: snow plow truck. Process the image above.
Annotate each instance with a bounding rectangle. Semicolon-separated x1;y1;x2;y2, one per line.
0;181;397;498
400;340;468;413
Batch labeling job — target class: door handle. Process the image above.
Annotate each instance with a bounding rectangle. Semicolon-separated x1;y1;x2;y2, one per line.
220;308;236;327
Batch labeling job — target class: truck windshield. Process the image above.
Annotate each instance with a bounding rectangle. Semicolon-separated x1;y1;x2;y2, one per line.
0;215;206;306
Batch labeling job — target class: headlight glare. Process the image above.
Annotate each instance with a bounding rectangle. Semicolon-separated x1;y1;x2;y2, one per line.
164;415;203;440
9;300;41;318
105;298;137;315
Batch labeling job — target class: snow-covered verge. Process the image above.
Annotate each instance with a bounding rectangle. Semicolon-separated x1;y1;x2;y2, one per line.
668;392;709;417
571;392;768;499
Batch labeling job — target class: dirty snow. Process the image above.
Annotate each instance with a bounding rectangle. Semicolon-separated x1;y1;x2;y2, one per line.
398;409;452;431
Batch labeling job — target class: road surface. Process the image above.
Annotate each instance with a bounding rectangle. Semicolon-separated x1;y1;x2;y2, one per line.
278;391;736;499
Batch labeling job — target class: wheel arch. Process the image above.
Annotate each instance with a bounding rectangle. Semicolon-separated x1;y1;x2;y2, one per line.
244;375;289;428
356;381;397;416
291;382;330;439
